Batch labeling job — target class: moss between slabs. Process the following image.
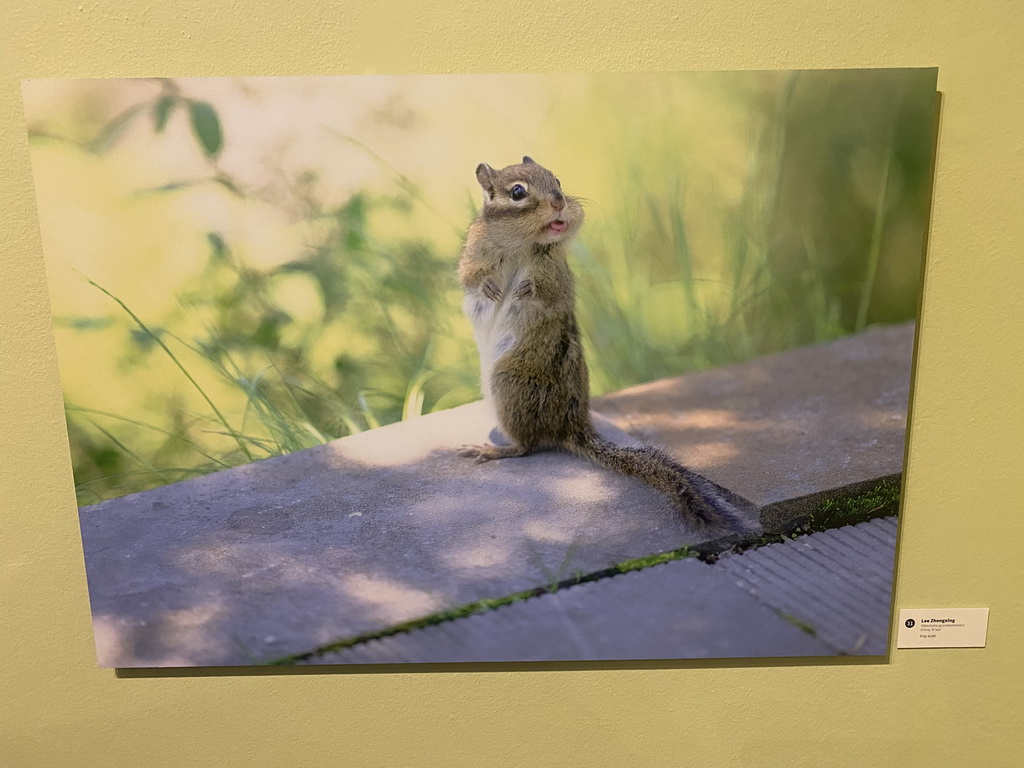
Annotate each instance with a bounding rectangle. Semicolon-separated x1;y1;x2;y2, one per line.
268;477;900;665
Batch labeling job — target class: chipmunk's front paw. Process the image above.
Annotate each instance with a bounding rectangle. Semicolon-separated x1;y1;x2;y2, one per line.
513;279;534;300
482;279;502;302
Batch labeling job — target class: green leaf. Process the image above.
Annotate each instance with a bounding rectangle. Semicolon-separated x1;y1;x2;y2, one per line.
53;315;114;331
89;103;146;154
130;180;202;198
130;326;166;351
153;94;176;133
187;100;223;159
206;232;228;261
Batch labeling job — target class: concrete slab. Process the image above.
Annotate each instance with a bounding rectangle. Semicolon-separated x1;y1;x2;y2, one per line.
80;403;751;667
77;324;912;667
595;322;914;531
302;557;833;664
715;517;898;655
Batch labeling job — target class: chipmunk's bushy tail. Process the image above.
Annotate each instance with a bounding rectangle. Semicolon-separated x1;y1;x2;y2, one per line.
565;429;759;535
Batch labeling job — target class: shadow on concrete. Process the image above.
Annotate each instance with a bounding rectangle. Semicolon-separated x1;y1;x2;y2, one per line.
82;403;740;667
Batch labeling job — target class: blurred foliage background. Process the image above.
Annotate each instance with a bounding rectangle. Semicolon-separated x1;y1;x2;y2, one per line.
22;70;937;505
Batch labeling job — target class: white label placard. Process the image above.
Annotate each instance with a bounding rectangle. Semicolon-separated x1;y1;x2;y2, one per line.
897;608;989;648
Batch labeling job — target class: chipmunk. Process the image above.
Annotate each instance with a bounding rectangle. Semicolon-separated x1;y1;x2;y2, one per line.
457;157;758;535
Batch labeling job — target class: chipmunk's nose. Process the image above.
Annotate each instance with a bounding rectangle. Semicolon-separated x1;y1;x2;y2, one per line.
551;191;566;212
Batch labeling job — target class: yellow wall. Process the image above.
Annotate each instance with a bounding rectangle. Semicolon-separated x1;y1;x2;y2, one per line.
2;2;1021;766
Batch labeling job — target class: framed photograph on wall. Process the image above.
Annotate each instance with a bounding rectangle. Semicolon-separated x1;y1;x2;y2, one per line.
22;68;938;667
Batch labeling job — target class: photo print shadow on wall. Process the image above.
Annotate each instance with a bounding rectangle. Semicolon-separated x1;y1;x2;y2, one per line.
21;68;939;669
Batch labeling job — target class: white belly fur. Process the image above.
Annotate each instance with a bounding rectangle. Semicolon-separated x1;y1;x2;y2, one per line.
464;265;525;403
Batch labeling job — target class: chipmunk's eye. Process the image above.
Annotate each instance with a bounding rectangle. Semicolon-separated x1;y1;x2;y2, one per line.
510;184;528;201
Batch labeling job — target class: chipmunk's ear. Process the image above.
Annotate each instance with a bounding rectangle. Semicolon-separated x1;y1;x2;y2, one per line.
475;163;496;200
522;156;536;165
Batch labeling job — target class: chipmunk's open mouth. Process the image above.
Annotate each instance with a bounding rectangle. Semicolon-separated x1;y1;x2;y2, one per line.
548;220;568;234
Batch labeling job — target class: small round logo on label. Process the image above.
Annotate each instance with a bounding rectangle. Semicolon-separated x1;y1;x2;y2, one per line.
905;619;916;628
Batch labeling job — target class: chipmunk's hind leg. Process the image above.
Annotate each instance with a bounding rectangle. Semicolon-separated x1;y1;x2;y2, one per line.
457;442;533;464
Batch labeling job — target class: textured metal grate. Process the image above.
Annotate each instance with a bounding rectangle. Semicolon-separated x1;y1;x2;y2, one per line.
716;516;899;654
305;556;833;665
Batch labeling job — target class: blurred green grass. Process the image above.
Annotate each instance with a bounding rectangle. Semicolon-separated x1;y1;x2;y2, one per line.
26;71;937;504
